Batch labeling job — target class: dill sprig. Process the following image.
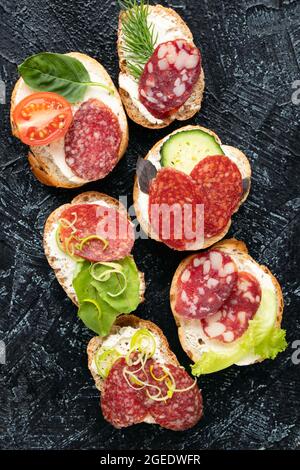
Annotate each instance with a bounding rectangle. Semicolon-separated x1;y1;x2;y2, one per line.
119;0;158;79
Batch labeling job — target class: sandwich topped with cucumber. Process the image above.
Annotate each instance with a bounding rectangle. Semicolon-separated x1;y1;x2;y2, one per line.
44;192;145;336
170;239;287;375
134;125;251;251
11;52;128;188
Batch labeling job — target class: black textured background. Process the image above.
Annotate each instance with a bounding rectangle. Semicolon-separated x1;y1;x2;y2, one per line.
0;0;300;450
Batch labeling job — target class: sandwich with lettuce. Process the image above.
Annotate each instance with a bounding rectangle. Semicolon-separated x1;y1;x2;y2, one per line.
44;191;145;336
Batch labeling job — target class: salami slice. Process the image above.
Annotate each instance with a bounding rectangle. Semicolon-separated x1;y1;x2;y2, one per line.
201;271;262;343
148;168;203;250
145;363;203;431
64;99;121;181
58;203;134;262
190;155;243;238
175;250;238;319
101;358;147;429
139;39;201;119
101;355;202;430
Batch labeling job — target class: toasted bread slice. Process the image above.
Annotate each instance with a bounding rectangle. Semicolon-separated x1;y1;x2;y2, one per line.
118;5;205;129
11;52;129;188
133;125;251;251
43;191;145;305
87;314;179;394
170;238;284;367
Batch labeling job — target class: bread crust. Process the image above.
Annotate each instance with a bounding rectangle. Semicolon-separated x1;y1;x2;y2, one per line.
170;238;284;366
133;125;251;250
11;52;129;188
117;5;205;129
87;314;179;393
27;149;83;188
43;191;145;305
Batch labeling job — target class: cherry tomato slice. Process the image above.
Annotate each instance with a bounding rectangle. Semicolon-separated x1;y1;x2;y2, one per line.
13;92;73;146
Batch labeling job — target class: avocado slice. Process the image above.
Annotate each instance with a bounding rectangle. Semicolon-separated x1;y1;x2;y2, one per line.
160;129;224;174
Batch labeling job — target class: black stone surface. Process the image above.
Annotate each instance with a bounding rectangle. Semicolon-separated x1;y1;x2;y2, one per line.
0;0;300;450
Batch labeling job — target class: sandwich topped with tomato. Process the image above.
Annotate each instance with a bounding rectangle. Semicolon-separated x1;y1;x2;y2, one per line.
44;191;145;336
11;52;128;188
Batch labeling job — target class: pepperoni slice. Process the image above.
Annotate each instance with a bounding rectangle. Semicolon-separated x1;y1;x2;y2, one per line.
58;203;134;262
64;99;121;181
101;358;147;429
201;272;262;343
139;39;201;119
145;363;203;431
148;168;203;250
190;155;243;238
175;250;238;319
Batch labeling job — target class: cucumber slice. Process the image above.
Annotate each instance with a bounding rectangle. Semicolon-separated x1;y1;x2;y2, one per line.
160;129;224;174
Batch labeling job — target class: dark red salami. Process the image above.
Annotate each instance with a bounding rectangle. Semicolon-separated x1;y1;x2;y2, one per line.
100;354;202;430
101;358;147;429
139;39;201;119
148;168;203;250
145;363;203;431
175;250;238;319
201;271;262;343
190;155;243;238
58;203;134;262
64;99;121;181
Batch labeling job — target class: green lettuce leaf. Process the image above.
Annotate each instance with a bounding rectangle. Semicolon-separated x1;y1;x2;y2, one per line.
255;327;287;360
192;288;287;376
90;257;141;313
72;257;141;336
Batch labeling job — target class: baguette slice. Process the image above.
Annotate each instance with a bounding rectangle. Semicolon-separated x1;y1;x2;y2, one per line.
133;125;251;251
87;314;178;394
118;5;205;129
43;191;145;306
11;52;128;188
170;238;284;368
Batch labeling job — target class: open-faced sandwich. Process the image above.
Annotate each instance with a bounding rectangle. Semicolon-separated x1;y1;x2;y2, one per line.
170;239;287;375
118;1;205;128
44;192;145;336
134;126;251;250
88;314;203;430
11;52;128;187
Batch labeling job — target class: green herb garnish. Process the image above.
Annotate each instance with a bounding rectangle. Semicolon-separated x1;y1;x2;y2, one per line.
119;0;158;79
18;53;113;103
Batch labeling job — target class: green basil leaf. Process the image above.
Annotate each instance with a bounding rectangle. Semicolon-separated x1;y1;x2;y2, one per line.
18;52;93;103
90;256;141;313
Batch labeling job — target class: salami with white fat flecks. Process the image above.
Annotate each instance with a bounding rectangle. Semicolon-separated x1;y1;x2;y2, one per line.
145;363;203;431
175;250;238;319
101;356;202;430
64;99;121;181
139;39;201;119
101;358;147;429
58;203;134;262
201;271;262;343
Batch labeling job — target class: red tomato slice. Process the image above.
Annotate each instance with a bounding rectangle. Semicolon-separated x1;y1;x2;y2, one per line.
13;92;73;146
